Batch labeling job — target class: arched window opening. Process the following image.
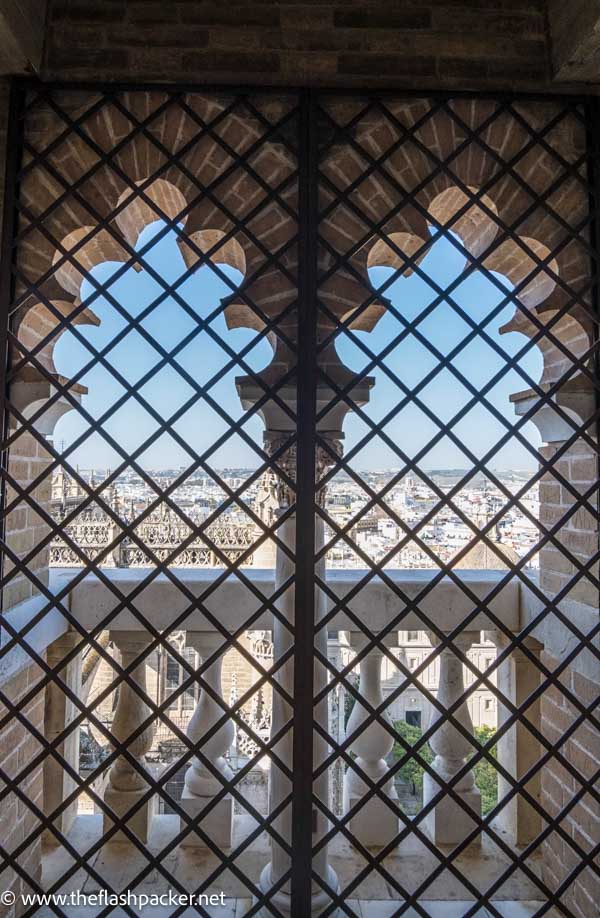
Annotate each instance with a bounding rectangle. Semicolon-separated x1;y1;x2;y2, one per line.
2;88;597;918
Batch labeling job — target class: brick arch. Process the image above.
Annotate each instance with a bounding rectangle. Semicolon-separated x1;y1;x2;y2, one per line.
14;92;294;401
11;299;100;438
115;178;188;248
356;168;592;434
52;227;133;298
501;308;591;390
15;299;100;377
347;101;532;216
16;92;281;305
487;237;559;311
181;140;299;342
179;229;246;277
14;93;595;428
490;236;592;391
366;232;428;277
315;102;565;341
77;92;232;196
427;186;499;259
31;181;256;439
341;99;590;321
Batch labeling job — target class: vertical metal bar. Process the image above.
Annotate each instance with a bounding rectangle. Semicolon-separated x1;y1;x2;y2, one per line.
291;88;318;916
585;95;600;561
0;79;25;604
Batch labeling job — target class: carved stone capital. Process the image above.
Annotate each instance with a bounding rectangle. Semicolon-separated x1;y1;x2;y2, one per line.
263;431;343;510
316;437;343;507
263;433;297;510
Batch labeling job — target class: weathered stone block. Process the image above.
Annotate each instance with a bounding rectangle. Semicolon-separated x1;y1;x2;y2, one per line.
179;786;233;848
103;786;156;844
423;775;481;846
344;793;399;848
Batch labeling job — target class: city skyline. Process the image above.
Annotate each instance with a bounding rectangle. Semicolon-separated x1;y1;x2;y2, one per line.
50;461;541;573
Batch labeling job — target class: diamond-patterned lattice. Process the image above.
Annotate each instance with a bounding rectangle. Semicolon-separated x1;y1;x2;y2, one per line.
2;86;302;918
0;86;598;918
309;95;599;917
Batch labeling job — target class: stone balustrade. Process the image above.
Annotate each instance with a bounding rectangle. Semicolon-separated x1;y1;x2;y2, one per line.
57;566;520;634
2;565;548;896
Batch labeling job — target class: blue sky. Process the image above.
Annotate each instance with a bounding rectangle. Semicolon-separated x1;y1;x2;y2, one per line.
52;221;541;473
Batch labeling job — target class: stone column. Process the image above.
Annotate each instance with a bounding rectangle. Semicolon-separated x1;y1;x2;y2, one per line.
103;630;156;843
259;506;297;915
313;509;341;902
327;631;345;819
494;632;543;845
258;438;339;916
343;632;399;847
180;631;234;848
43;631;82;842
423;631;481;846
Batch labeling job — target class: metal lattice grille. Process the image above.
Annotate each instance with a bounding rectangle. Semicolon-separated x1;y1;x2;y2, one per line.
308;95;600;917
1;84;303;918
0;84;598;918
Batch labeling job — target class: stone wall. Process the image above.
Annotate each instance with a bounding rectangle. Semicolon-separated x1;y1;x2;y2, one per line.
42;0;553;89
536;435;599;912
1;81;54;918
539;441;599;609
540;654;599;918
0;662;46;917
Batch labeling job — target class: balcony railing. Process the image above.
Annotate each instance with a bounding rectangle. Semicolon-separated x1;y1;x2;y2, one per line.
1;566;554;908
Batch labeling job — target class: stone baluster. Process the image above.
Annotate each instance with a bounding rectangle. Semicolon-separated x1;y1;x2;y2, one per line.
43;631;82;842
423;631;481;846
493;632;543;845
343;631;399;847
103;630;156;843
180;631;234;848
327;631;345;818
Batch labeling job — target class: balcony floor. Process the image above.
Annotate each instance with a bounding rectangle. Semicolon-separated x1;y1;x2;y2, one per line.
34;902;549;917
39;815;557;917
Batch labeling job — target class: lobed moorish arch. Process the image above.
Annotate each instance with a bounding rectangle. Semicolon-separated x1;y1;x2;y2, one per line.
318;96;596;451
10;91;596;455
4;86;598;646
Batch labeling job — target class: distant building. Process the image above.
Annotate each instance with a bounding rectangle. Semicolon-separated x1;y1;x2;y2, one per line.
51;468;524;747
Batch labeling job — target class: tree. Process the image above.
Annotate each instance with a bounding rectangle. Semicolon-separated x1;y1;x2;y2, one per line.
392;721;498;814
392;720;434;793
470;725;498;816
